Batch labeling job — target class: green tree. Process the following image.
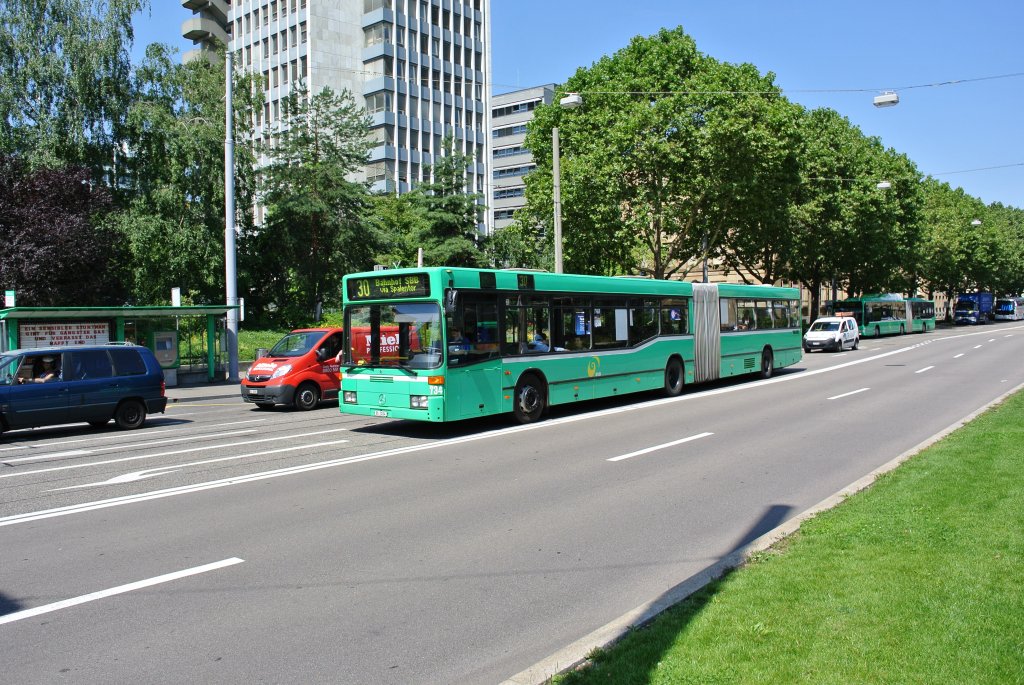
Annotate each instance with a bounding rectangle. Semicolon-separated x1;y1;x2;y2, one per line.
0;0;145;179
786;108;923;315
369;192;430;269
918;179;988;317
110;43;259;305
415;137;484;267
524;27;801;280
249;85;373;325
482;219;550;270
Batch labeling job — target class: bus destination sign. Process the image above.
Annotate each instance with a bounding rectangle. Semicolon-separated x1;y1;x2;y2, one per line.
348;273;430;300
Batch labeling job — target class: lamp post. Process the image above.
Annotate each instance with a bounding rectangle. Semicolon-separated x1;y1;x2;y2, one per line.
553;93;583;274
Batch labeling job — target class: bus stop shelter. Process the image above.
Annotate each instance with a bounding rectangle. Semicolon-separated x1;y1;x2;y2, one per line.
0;305;238;384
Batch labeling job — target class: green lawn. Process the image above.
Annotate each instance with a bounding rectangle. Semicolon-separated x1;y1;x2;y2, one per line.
556;389;1024;684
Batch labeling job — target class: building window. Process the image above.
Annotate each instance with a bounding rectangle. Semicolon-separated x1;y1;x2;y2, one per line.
364;22;391;47
492;124;528;138
494;145;527;159
493;165;535;179
300;22;307;44
494;187;525;199
494;210;516;221
366;92;392;114
492;100;539;118
363;0;393;11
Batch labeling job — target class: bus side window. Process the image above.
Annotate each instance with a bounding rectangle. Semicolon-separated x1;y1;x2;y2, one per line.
720;299;738;332
501;304;522;355
755;301;774;329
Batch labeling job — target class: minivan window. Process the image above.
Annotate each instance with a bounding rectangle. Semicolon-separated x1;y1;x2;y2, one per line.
68;350;113;380
110;348;147;376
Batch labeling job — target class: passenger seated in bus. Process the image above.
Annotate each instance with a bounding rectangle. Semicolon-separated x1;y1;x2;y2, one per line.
528;332;549;352
448;328;470;354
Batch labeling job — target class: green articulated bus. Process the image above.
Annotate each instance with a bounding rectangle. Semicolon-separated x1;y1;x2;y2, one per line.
829;293;936;337
340;267;802;423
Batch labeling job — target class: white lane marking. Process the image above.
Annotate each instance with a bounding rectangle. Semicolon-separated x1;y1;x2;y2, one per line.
3;450;92;465
915;366;935;374
0;429;259;468
988;338;996;342
50;439;351;490
0;428;350;481
828;388;870;400
954;353;965;358
0;558;244;626
0;429;177;452
974;345;983;349
0;420;264;452
607;432;713;462
833;353;848;357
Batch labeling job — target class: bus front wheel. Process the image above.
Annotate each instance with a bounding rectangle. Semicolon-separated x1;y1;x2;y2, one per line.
874;326;881;338
513;374;546;424
663;358;685;397
760;348;774;379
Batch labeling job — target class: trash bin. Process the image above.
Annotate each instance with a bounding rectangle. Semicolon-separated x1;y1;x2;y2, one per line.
255;348;269;360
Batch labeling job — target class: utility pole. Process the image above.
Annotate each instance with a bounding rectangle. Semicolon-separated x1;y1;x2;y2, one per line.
224;51;239;382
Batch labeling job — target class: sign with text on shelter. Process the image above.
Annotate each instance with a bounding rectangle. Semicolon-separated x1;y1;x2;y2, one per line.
19;322;111;349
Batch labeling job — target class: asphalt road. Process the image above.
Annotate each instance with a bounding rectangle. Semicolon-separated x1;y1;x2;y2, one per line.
2;322;1022;684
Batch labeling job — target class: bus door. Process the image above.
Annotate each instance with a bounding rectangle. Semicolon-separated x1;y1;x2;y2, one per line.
444;296;503;420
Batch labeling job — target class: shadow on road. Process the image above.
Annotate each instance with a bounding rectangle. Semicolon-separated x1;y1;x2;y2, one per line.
0;591;23;619
347;368;803;442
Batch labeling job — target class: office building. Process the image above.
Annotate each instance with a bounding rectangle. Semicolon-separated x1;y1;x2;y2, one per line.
488;84;554;231
183;0;491;223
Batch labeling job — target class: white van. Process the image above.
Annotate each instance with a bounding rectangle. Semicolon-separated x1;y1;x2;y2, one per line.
803;316;860;353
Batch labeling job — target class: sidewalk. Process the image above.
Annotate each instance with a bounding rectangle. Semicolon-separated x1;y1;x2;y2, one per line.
166;378;242;403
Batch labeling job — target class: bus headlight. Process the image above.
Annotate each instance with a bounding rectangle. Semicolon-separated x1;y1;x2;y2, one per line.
410;395;429;409
343;391;357;404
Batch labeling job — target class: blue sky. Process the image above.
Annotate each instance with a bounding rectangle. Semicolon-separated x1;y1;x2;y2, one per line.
133;1;1022;208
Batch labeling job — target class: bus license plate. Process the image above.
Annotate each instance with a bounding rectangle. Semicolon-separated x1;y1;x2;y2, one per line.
373;410;389;417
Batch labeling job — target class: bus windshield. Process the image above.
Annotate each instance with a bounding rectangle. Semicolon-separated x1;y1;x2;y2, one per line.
345;302;442;370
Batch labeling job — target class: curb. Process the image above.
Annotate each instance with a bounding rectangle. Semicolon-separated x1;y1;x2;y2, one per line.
500;378;1024;685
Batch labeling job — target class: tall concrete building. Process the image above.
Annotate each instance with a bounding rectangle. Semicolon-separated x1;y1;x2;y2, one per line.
487;84;554;232
183;0;491;221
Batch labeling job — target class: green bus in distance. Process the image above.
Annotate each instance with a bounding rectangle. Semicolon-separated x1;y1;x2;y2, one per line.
340;267;803;423
829;293;936;338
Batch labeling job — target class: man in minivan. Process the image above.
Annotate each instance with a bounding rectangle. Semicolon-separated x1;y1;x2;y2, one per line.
20;355;59;383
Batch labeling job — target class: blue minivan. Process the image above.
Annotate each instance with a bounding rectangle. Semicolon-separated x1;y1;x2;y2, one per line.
0;344;167;433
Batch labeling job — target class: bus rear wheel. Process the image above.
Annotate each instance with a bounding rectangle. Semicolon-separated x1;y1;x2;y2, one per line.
874;326;881;338
760;348;774;379
513;374;546;424
663;358;685;397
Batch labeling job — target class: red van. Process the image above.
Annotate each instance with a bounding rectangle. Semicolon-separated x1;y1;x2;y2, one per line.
240;328;344;410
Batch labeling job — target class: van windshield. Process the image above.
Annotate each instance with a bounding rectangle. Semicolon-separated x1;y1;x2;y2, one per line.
810;321;841;332
268;332;324;358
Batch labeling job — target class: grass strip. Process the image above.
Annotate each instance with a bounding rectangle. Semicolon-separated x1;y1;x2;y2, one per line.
556;389;1024;684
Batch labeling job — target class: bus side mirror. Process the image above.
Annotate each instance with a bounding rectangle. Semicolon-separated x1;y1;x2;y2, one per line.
444;289;458;315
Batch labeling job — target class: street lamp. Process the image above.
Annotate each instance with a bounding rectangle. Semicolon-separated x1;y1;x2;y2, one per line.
873;91;899;107
553;92;583;274
971;218;982;226
876;180;892;189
